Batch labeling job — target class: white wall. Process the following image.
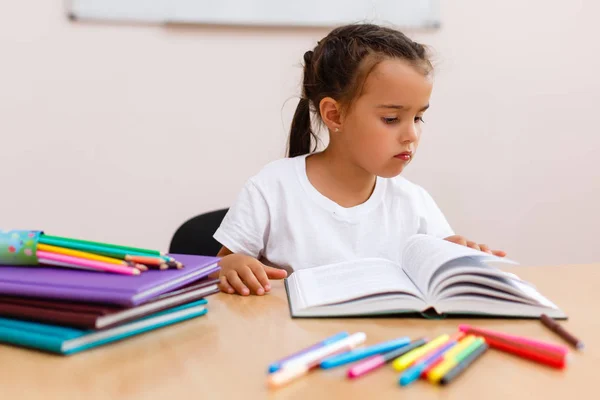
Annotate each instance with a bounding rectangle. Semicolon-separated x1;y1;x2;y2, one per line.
1;1;598;266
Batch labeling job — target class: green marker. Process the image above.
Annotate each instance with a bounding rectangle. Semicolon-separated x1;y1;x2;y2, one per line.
440;340;489;385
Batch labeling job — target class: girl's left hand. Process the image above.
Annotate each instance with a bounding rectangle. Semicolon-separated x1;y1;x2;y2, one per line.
444;235;506;257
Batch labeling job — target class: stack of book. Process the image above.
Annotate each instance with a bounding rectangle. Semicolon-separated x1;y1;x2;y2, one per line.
0;230;220;355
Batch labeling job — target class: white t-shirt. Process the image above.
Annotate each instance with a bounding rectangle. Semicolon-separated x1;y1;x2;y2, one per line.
214;154;454;273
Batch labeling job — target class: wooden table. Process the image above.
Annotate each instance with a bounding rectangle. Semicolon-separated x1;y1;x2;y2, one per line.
1;264;598;399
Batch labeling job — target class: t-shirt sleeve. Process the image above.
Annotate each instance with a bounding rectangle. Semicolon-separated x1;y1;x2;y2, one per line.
416;186;455;238
213;180;269;258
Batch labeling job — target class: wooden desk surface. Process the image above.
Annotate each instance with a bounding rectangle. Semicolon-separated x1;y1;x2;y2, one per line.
1;264;598;400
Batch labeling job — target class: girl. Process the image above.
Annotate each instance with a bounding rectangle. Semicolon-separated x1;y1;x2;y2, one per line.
213;24;505;296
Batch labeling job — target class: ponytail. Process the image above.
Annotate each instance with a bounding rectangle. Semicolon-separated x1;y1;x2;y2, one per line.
287;98;314;157
287;50;317;158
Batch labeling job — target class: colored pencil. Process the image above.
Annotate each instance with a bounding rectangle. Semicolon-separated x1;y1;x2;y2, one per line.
37;244;129;266
38;258;105;272
167;261;184;269
37;251;140;276
126;261;148;272
39;234;163;257
124;255;163;265
125;255;169;269
40;239;146;260
39;236;161;260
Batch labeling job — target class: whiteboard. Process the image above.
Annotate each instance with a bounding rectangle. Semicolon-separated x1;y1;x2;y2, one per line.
67;0;440;28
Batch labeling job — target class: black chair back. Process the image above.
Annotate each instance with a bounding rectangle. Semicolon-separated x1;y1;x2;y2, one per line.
169;208;229;257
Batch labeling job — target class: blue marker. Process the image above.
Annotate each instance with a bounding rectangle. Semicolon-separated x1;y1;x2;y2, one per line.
268;331;349;373
319;337;411;369
399;339;459;386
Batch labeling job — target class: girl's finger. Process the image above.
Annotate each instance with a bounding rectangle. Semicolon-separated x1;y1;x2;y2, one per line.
264;265;288;280
445;235;467;246
479;244;492;254
218;276;235;294
226;270;250;296
492;249;507;257
238;266;265;295
248;261;271;292
466;241;480;251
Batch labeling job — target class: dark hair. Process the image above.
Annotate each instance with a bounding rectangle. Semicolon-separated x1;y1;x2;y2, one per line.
287;23;432;158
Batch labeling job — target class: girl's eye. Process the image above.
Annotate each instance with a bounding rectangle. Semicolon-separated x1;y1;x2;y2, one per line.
415;116;425;123
382;117;398;125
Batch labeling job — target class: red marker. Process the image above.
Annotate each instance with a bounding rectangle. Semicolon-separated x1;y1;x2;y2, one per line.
459;325;567;369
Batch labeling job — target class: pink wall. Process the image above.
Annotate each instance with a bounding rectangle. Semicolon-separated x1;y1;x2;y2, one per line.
1;1;598;266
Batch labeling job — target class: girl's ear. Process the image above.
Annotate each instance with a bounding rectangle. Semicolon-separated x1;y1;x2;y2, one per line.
319;97;342;133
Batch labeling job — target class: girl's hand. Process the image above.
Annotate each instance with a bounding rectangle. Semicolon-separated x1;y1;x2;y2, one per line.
444;235;506;257
216;253;288;296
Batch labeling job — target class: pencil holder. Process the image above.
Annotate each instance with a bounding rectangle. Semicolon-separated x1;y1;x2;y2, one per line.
0;230;41;265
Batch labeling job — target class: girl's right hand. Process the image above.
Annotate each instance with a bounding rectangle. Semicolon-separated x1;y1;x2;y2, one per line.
217;253;288;296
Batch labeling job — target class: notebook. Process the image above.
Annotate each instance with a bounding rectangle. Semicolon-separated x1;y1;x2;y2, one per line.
0;254;219;306
0;278;219;329
0;299;208;355
285;234;566;319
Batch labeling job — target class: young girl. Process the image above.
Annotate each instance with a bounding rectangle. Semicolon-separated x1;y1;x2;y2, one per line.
213;24;505;296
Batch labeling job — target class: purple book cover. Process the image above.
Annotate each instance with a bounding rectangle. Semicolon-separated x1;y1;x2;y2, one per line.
0;254;220;306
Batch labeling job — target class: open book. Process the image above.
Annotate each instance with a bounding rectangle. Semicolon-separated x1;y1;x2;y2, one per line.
285;235;565;319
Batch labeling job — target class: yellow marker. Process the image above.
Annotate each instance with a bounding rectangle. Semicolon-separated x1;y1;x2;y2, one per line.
442;335;477;360
37;244;126;266
427;337;484;383
392;334;450;371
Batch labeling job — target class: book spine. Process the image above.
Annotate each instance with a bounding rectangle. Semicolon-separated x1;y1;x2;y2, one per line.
0;282;134;306
0;304;99;329
65;307;208;355
0;325;65;353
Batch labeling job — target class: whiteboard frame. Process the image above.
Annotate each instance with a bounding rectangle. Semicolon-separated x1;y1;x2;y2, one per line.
67;0;441;29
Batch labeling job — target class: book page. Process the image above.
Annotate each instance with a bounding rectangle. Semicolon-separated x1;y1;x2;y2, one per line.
436;296;566;319
429;257;527;297
290;258;424;309
401;234;515;299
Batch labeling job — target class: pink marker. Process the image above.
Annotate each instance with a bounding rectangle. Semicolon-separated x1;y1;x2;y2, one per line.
347;338;427;379
458;325;568;355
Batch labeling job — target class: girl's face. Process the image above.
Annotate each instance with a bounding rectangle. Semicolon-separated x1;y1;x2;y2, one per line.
338;59;433;178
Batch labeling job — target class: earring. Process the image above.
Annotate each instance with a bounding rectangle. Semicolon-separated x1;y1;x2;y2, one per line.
334;128;339;132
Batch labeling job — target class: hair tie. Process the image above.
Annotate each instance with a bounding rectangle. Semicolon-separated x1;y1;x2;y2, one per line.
303;50;314;65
